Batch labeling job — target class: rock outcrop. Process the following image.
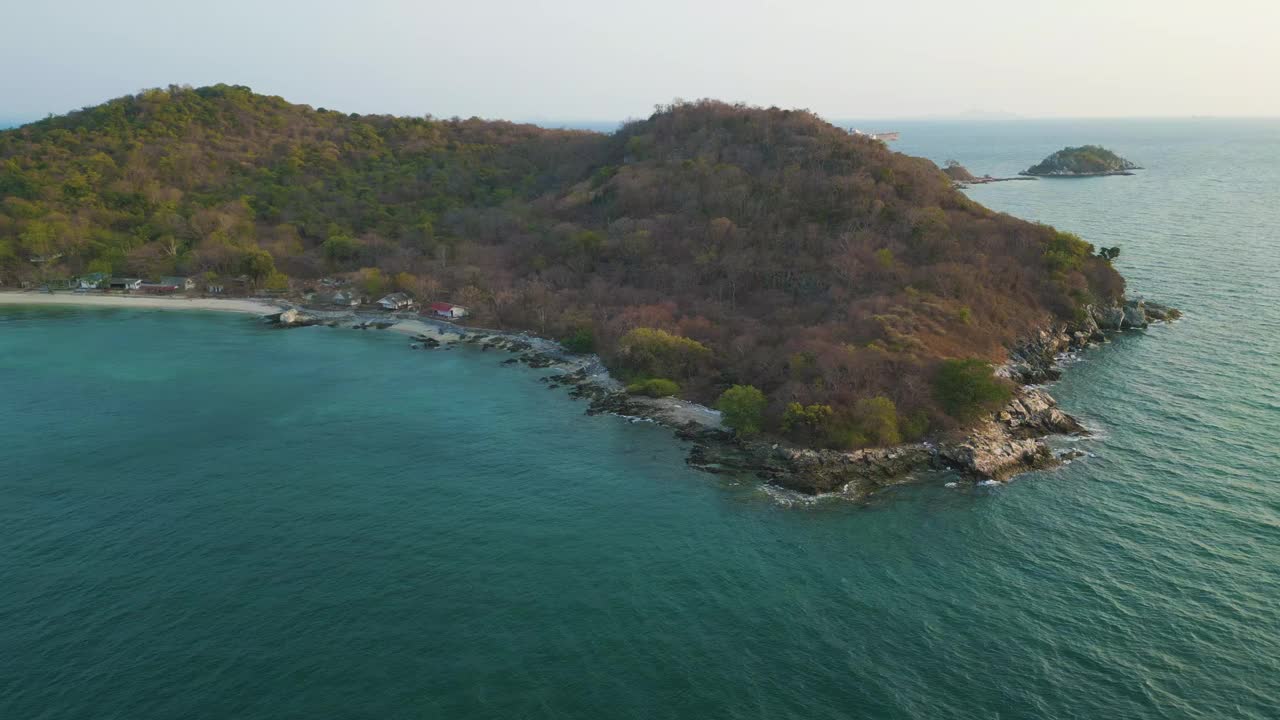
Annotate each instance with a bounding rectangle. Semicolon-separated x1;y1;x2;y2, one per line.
675;386;1089;494
1092;298;1180;332
267;307;323;328
686;437;934;498
938;388;1085;480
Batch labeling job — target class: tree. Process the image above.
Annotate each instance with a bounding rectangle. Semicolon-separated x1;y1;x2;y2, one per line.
264;271;290;292
853;396;901;446
717;385;767;436
626;378;680;397
782;402;833;440
615;328;711;380
356;267;386;298
322;233;359;264
1044;231;1092;274
1098;246;1121;262
240;248;276;281
393;272;417;292
563;327;595;353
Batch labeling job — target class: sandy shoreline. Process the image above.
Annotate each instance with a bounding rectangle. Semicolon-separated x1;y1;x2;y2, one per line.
0;289;722;426
0;291;283;315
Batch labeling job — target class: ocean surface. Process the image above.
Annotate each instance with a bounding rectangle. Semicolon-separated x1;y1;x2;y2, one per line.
3;119;1278;719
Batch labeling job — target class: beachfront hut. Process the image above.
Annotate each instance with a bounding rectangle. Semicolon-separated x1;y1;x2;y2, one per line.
161;276;196;291
77;272;108;289
429;302;467;319
377;292;415;311
139;282;179;294
332;290;360;307
108;278;143;291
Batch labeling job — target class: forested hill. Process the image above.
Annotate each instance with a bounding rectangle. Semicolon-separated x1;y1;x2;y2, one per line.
0;84;1126;447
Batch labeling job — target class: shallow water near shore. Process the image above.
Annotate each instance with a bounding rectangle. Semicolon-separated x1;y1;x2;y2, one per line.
3;119;1280;718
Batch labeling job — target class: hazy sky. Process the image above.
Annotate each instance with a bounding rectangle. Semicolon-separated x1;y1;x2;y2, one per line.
4;0;1278;122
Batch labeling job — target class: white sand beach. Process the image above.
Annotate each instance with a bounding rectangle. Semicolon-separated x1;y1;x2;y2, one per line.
0;292;282;315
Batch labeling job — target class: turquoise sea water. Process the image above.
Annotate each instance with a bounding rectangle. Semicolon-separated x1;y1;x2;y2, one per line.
3;120;1279;719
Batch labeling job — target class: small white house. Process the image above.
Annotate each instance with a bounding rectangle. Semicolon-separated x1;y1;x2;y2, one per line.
429;302;468;319
377;292;415;311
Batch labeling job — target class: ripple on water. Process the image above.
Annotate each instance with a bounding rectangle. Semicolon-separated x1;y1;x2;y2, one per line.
4;120;1280;719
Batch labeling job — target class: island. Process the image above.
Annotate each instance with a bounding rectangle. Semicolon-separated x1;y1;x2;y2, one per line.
0;85;1176;496
1021;145;1141;177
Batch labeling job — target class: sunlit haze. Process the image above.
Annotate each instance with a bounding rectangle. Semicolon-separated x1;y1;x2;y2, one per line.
4;0;1278;122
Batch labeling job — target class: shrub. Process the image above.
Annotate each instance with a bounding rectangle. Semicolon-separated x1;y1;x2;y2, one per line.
716;385;767;436
900;411;931;441
626;378;680;398
356;267;386;298
393;272;417;291
933;359;1012;422
782;402;834;441
818;396;903;448
264;271;289;291
853;396;901;446
563;327;595;354
1044;231;1092;274
322;233;360;263
874;248;895;269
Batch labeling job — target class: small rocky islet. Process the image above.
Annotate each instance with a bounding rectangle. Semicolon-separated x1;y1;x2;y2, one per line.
1021;145;1141;177
944;146;1140;186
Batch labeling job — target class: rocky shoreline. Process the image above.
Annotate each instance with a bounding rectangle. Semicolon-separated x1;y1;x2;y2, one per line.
540;297;1177;499
266;297;1177;500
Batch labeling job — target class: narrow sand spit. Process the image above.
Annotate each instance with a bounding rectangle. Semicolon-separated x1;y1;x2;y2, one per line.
0;292;282;315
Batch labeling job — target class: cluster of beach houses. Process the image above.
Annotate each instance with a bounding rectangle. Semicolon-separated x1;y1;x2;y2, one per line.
71;273;198;293
370;293;468;319
305;279;466;318
59;272;468;320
